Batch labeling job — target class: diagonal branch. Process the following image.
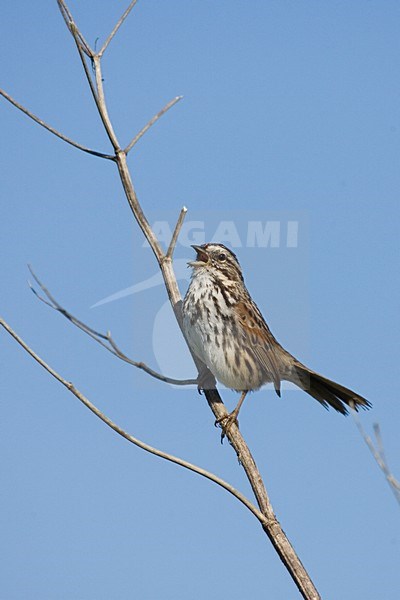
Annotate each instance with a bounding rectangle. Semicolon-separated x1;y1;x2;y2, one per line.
0;316;269;527
58;2;120;150
115;151;164;263
373;424;400;503
68;24;101;114
106;334;196;386
28;266;197;387
98;0;139;57
0;88;114;159
167;206;187;258
351;407;400;505
57;0;93;57
92;56;120;150
124;96;183;154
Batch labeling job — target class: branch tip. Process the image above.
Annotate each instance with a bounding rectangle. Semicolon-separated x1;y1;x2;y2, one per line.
98;0;139;57
125;95;183;154
351;408;400;505
167;206;188;258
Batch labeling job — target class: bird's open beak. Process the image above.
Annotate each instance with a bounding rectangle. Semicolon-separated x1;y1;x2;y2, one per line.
188;244;209;267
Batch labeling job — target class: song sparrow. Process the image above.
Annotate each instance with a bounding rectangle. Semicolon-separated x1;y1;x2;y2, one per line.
182;243;370;428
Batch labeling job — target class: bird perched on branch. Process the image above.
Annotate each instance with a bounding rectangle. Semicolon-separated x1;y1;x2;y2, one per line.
182;243;370;430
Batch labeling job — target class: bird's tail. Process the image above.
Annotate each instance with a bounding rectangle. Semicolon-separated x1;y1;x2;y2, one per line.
288;361;371;415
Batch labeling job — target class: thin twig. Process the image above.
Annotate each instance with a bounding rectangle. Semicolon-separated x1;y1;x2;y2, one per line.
0;89;113;159
59;2;120;150
106;333;197;386
69;24;100;110
373;425;400;499
98;0;139;57
351;407;400;505
57;0;93;57
166;206;187;258
0;317;269;527
124;96;183;154
92;56;121;150
373;424;387;466
28;266;197;387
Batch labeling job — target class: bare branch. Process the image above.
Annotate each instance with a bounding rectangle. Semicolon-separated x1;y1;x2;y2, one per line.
62;17;120;152
373;423;388;467
167;206;188;258
0;316;270;528
68;25;101;112
125;96;183;154
57;0;93;57
106;333;196;386
3;6;322;597
0;88;114;159
57;1;114;148
98;0;139;57
373;425;400;500
351;407;400;505
28;266;196;387
57;1;127;151
92;56;120;150
115;151;165;263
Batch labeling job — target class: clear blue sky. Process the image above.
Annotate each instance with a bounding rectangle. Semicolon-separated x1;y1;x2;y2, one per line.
1;2;399;599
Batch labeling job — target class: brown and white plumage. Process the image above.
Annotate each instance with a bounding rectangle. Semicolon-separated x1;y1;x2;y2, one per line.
182;243;370;419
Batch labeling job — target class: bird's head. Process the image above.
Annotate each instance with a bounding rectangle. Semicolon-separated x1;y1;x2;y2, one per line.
188;243;243;282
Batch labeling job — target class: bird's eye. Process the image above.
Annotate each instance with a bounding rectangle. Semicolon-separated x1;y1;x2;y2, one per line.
218;253;226;262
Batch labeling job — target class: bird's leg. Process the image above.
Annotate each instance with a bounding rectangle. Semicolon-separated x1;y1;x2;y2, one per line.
215;391;248;432
197;365;216;394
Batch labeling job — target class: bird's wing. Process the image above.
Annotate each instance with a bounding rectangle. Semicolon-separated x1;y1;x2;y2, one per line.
236;300;282;396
